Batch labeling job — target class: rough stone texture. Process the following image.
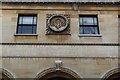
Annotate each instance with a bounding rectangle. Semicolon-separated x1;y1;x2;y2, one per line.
2;58;118;78
1;4;119;43
2;45;118;57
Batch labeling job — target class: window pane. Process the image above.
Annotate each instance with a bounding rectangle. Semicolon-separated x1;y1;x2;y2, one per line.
33;17;37;24
79;15;99;34
21;26;33;34
17;15;37;34
32;26;36;34
119;17;120;24
80;27;83;34
22;17;34;24
80;26;98;34
94;27;99;34
82;17;94;25
19;17;23;24
17;26;22;34
17;26;36;34
80;18;83;25
94;17;97;25
84;27;95;34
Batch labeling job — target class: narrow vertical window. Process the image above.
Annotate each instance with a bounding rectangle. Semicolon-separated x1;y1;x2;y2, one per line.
17;14;37;34
79;15;99;34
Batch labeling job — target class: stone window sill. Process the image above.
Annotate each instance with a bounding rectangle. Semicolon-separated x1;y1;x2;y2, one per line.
14;34;38;36
78;34;102;37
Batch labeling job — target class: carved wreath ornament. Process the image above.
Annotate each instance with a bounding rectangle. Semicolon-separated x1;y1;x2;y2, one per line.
46;14;70;34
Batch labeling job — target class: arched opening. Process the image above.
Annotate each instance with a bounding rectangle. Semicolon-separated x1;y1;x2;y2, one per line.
2;73;11;80
0;68;14;80
39;71;78;80
35;67;81;80
105;72;120;80
102;68;120;80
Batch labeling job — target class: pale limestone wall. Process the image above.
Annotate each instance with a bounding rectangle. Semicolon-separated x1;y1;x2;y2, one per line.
1;4;119;43
2;58;118;78
2;45;118;57
1;4;119;78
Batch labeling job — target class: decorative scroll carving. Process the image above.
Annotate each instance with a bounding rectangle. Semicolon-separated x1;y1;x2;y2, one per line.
46;14;70;34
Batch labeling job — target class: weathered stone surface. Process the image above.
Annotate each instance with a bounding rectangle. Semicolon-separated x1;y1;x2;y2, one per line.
2;58;118;78
1;4;119;43
2;45;118;57
1;3;119;79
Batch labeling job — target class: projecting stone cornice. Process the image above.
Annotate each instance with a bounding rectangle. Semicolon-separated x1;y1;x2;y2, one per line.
1;0;120;4
0;43;120;46
1;56;119;59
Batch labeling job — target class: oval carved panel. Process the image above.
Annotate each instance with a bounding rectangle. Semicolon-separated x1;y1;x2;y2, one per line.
46;14;70;34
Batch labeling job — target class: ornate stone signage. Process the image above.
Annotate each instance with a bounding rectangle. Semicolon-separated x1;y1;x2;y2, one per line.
46;14;70;34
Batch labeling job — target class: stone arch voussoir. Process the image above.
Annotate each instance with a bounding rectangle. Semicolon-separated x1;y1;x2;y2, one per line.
0;68;15;80
102;68;120;80
35;67;81;80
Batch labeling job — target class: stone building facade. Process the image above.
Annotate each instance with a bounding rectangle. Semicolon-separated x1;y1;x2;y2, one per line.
0;0;120;80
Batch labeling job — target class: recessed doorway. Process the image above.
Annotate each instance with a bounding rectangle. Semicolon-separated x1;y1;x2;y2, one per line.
106;72;120;80
38;71;77;80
